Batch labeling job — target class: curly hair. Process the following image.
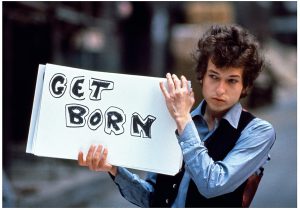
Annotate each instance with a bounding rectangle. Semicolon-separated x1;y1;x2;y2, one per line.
194;24;264;98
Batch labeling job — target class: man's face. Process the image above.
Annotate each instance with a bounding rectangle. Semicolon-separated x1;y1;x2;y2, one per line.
202;59;245;115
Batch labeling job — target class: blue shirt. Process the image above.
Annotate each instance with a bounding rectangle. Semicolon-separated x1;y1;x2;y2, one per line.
112;100;276;207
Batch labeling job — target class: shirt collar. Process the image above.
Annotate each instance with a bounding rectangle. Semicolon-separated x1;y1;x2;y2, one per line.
191;100;242;129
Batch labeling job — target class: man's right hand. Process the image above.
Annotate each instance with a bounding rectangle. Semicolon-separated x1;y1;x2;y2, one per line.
78;144;117;176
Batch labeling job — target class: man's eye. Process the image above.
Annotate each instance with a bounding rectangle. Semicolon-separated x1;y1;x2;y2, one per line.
209;74;218;80
228;79;238;84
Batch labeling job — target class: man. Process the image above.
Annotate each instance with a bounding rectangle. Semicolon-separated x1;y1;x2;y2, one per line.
78;24;275;207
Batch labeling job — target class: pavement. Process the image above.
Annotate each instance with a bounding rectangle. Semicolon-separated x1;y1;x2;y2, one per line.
4;147;140;207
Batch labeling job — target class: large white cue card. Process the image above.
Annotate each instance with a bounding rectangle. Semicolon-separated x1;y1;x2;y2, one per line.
26;64;183;175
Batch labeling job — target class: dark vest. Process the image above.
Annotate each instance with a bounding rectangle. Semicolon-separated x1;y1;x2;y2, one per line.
150;110;255;207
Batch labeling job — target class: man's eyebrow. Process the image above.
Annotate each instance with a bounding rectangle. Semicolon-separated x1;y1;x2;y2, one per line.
208;69;241;79
228;74;241;78
207;70;219;74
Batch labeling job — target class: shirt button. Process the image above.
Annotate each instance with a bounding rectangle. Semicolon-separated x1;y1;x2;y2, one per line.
165;199;169;204
173;184;177;189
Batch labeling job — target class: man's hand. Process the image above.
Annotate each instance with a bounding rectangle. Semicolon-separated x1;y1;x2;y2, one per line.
78;144;117;176
159;73;195;134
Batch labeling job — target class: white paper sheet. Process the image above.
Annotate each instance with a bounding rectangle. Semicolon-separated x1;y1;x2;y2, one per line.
26;63;183;175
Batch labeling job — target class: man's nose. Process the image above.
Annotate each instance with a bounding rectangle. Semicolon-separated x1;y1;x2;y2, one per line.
216;81;226;96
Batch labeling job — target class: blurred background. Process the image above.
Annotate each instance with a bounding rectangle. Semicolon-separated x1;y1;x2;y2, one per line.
2;1;297;207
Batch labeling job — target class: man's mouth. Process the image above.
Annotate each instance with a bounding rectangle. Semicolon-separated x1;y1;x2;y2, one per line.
212;97;226;103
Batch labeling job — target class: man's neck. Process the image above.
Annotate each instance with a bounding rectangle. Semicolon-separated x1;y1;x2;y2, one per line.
204;106;226;131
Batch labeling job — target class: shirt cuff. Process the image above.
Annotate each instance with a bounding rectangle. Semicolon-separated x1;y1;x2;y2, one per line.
176;121;202;146
113;167;134;187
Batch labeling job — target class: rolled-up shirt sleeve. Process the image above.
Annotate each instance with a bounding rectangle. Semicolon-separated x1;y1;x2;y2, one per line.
177;118;275;198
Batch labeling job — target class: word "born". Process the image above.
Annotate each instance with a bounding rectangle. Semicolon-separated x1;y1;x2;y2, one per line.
66;104;156;138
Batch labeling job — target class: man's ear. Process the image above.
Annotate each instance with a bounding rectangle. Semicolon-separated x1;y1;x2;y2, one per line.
241;87;249;98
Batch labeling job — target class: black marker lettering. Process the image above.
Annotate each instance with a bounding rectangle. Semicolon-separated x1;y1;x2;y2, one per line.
49;73;67;98
65;104;89;127
104;106;126;135
70;76;85;100
89;78;114;100
131;113;156;138
87;109;103;130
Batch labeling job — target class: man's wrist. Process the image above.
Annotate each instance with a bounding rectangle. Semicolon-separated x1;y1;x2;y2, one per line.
176;115;192;135
109;166;117;177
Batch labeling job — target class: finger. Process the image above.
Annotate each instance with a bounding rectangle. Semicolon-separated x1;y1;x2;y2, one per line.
92;145;103;170
172;74;181;90
159;81;170;99
190;90;195;105
190;89;195;98
98;148;108;170
166;73;175;95
78;151;87;166
86;145;96;170
181;75;188;91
